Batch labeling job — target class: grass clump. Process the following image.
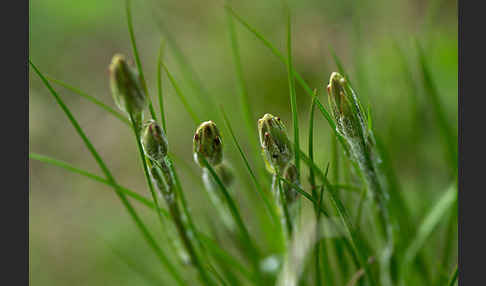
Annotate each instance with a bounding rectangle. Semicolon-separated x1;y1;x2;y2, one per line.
30;1;457;285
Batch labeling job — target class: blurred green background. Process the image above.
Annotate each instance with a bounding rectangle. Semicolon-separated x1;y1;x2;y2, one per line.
29;0;457;285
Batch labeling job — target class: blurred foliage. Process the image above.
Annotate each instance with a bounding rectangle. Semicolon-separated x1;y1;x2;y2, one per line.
29;0;457;285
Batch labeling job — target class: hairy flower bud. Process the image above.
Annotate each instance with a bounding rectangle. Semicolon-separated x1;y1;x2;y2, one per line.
109;54;147;116
258;113;293;173
193;121;223;167
282;163;299;204
326;72;368;140
141;120;168;162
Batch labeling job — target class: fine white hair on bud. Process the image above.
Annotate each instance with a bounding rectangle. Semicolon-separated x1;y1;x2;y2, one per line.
258;113;293;173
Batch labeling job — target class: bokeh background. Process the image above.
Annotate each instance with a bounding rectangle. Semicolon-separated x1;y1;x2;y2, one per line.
29;0;457;285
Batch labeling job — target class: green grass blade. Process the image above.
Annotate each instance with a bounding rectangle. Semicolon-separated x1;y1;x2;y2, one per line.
220;107;279;225
29;60;185;286
308;92;317;194
29;153;168;215
447;265;458;286
199;234;257;284
102;237;165;286
225;9;255;146
225;5;337;134
201;157;261;267
125;0;157;121
157;40;167;133
286;9;300;173
328;45;354;89
296;148;376;285
416;41;457;171
45;76;129;125
401;182;457;280
161;63;200;124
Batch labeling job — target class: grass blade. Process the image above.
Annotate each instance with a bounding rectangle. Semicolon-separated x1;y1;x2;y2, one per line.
45;76;129;125
416;41;457;171
401;182;457;280
161;63;200;124
157;40;167;133
29;60;185;286
225;9;255;147
29;153;167;215
125;0;157;121
201;157;261;272
286;8;300;173
447;265;458;286
220;107;279;226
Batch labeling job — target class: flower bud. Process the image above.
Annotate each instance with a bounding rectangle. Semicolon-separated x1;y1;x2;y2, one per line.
141;120;168;162
282;163;299;204
258;113;293;173
109;54;147;116
193;121;223;167
326;72;364;139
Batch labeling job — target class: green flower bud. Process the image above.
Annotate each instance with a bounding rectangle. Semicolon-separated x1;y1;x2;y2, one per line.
258;113;293;173
141;120;168;162
109;54;147;116
326;72;367;140
193;121;223;167
282;163;299;204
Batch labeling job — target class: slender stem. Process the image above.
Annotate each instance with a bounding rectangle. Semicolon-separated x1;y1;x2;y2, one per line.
151;160;216;286
157;41;167;133
125;0;157;121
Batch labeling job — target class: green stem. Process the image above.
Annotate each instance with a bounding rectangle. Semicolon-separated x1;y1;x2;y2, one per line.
150;160;216;286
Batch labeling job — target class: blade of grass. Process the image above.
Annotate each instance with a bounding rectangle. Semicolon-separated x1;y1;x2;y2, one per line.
157;40;167;133
125;0;157;121
199;234;258;284
29;153;168;215
446;265;458;286
220;107;279;225
295;148;377;286
45;76;129;125
225;9;255;147
329;45;354;89
201;157;261;272
416;41;457;171
286;8;300;173
102;237;166;286
29;60;185;286
401;182;458;281
161;63;199;124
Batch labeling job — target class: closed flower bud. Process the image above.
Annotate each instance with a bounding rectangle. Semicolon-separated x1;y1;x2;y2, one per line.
193;121;223;167
258;113;293;173
326;72;367;140
141;120;168;162
282;163;299;204
109;54;147;116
